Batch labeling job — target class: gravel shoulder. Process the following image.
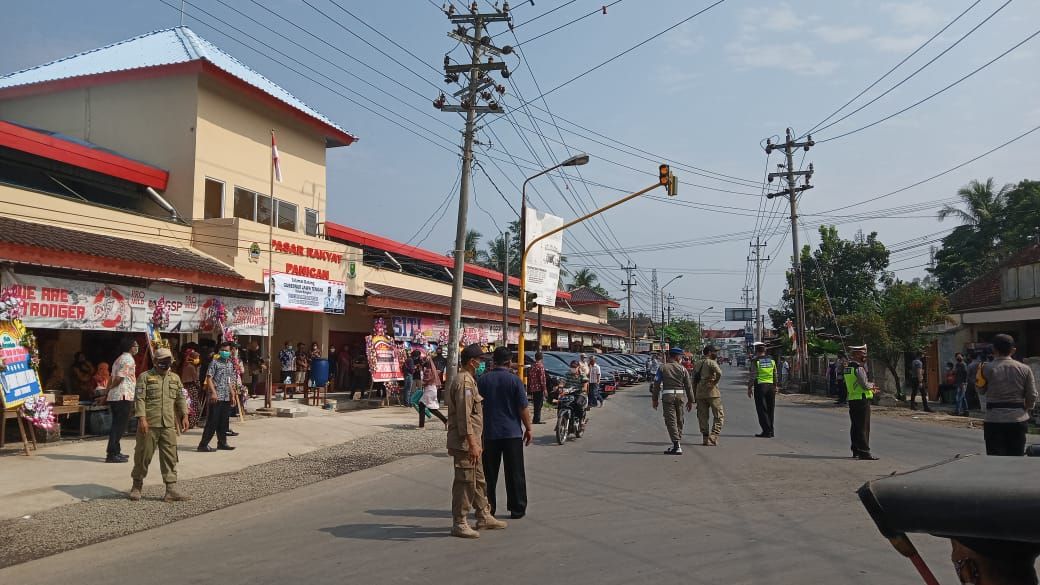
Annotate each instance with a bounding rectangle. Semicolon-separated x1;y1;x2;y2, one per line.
777;391;985;430
0;426;444;568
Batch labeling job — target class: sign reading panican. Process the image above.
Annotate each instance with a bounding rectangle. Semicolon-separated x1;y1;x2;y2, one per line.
0;321;42;408
1;271;269;336
267;272;345;315
524;206;565;307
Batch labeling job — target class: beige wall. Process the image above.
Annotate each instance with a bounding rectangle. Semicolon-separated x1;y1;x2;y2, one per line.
194;80;328;228
0;75;201;216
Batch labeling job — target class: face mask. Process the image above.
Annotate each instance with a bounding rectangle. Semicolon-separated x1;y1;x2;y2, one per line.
475;362;486;376
156;361;172;371
570;367;579;374
219;350;231;359
130;345;139;355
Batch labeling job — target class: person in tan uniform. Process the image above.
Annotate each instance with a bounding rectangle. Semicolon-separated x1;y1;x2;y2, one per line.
651;347;694;455
694;345;725;446
446;343;508;538
129;347;190;502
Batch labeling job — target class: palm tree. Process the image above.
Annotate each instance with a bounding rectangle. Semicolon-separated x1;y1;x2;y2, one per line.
462;229;482;263
937;178;1011;247
569;268;599;291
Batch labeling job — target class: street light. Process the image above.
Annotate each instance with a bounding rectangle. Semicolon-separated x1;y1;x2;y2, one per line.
659;274;683;353
520;154;590;353
698;306;714;330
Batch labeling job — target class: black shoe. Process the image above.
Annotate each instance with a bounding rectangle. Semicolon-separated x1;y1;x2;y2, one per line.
104;455;127;463
217;444;236;451
909;403;917;410
923;407;933;412
226;430;239;437
664;445;683;455
197;445;217;452
510;512;525;519
754;432;772;438
533;420;545;424
857;454;879;461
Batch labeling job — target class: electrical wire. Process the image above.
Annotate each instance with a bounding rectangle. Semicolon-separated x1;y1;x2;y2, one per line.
513;0;625;46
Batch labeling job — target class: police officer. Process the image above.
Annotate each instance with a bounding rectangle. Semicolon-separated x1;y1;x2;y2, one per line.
695;345;725;446
746;342;776;438
651;347;694;455
446;343;507;538
845;345;879;460
129;347;190;502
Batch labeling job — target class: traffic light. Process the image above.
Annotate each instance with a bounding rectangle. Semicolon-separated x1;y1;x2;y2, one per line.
659;164;678;196
525;292;538;311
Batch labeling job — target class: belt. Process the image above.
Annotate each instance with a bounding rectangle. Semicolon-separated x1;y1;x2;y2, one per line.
987;401;1025;409
660;389;684;395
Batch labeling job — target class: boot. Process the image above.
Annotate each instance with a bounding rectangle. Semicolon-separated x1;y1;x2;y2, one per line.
708;434;719;446
163;483;190;502
451;523;480;539
128;480;143;501
476;514;508;531
909;400;917;410
702;434;710;446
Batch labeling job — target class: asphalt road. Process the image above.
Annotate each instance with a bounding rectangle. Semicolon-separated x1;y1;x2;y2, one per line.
1;368;987;584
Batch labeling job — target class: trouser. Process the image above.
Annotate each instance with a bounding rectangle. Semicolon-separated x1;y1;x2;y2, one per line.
849;398;872;457
753;384;775;436
419;406;447;427
482;437;527;516
532;392;544;423
955;383;969;413
661;393;685;443
131;426;179;484
293;371;307;385
589;383;601;407
199;400;231;447
836;381;848;403
983;421;1027;456
450;448;491;524
106;400;132;456
909;379;929;409
402;376;413;406
280;369;294;384
696;396;725;437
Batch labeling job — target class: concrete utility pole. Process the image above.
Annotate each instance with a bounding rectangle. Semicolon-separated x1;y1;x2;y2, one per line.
621;263;637;353
435;2;512;382
749;237;769;343
501;227;509;347
766;128;814;387
650;269;658;323
666;294;674;324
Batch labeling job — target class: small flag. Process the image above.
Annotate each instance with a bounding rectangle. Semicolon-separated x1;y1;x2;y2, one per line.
271;131;282;183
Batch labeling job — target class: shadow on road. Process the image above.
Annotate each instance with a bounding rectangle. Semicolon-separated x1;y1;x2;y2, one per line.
320;523;447;541
759;453;852;460
53;483;125;500
36;453;108;462
366;508;452;519
586;450;661;456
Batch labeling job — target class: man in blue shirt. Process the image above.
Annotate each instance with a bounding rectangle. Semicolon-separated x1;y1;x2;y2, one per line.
478;347;534;519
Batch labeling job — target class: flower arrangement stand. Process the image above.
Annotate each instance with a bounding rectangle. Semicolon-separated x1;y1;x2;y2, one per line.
1;408;37;456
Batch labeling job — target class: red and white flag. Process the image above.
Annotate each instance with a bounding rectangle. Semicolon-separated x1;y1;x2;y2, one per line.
271;131;282;183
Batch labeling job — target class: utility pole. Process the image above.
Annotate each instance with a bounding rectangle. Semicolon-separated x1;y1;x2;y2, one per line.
651;269;658;324
435;2;512;382
749;237;769;343
501;226;509;347
766;128;814;387
666;293;674;324
621;263;637;353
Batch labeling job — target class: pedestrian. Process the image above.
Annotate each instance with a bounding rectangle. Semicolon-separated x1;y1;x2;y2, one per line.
336;344;352;392
197;341;237;452
294;342;309;387
433;346;448;402
278;341;295;384
92;362;110;403
909;351;931;412
103;336;139;463
402;350;416;407
827;357;839;398
834;351;848;405
308;342;321;387
588;355;602;407
976;334;1037;456
129;347;190;502
651;347;694;455
527;352;548;424
781;358;791;387
180;346;203;429
694;345;725;446
418;352;448;428
478;347;534;520
844;345;879;461
446;343;507;538
954;352;969;416
747;343;777;438
648;353;660;383
578;353;590;379
966;352;983;411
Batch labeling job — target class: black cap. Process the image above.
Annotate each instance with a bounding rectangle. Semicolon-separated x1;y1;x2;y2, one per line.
703;345;717;355
461;343;483;362
492;346;511;365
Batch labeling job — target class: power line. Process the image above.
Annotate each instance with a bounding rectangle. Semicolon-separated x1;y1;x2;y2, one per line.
513;0;624;46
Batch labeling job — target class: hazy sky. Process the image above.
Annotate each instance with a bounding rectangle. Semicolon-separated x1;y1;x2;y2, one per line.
3;0;1038;327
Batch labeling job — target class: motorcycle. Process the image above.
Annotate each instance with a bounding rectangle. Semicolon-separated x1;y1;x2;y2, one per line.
554;387;589;445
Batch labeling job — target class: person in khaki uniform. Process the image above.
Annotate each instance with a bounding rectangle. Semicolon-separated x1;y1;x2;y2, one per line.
446;343;507;538
129;347;190;502
651;347;694;455
694;345;725;446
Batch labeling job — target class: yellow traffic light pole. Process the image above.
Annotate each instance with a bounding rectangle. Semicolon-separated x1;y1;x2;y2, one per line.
518;168;676;382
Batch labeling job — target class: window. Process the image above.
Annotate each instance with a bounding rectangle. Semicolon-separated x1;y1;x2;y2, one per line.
257;193;272;226
233;187;255;221
277;200;298;232
204;178;224;219
305;208;319;236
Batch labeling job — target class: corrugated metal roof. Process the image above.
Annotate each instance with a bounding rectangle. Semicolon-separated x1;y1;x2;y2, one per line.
0;27;353;142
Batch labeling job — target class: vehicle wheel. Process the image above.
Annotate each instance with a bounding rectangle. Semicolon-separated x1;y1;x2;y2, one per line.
555;410;570;445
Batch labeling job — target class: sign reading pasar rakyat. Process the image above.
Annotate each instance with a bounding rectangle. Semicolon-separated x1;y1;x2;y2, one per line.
524;206;564;307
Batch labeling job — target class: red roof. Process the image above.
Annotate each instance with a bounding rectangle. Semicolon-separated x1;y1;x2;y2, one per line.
0;120;169;189
949;244;1040;312
567;286;620;308
702;329;746;339
325;222;570;300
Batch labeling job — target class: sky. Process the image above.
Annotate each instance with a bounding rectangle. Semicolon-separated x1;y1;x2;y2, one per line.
3;0;1038;329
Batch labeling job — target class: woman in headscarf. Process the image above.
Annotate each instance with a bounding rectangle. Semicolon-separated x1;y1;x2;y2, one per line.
181;345;204;428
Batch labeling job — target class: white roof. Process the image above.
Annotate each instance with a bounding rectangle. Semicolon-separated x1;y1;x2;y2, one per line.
0;27;354;144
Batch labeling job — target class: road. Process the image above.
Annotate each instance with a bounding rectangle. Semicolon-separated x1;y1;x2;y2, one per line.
1;369;984;584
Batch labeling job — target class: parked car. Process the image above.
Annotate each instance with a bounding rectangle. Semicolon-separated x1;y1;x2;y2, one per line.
550;351;626;390
596;353;641;384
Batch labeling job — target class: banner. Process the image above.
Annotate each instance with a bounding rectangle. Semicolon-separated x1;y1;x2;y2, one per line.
0;321;42;408
391;315;449;341
524;206;564;307
2;271;269;336
267;271;345;315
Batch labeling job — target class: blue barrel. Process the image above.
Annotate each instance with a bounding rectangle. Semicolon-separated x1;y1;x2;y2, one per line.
310;358;330;387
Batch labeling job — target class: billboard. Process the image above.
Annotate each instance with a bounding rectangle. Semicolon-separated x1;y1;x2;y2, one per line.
266;271;345;315
524;206;565;307
725;307;754;322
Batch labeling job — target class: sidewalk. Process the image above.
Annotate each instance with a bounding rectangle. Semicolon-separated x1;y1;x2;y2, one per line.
0;399;421;520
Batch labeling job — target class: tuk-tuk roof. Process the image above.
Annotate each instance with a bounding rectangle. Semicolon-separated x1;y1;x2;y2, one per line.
858;456;1040;544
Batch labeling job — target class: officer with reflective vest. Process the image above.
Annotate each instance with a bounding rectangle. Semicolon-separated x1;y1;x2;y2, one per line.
746;342;776;438
844;345;879;460
652;347;694;455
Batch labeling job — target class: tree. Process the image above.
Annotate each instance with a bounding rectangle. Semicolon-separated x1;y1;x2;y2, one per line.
569;268;599;290
453;229;484;264
841;281;948;395
660;319;702;355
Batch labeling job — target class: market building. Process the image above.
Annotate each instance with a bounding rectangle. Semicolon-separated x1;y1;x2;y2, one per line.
0;27;361;392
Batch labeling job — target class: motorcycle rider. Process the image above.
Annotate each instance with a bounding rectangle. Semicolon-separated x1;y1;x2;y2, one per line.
651;347;695;455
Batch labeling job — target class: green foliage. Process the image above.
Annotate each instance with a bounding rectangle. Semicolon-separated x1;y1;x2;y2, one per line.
660;319;702;354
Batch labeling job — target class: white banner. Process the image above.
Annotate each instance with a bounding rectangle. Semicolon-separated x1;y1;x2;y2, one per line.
267;272;345;314
2;271;269;336
524;206;564;307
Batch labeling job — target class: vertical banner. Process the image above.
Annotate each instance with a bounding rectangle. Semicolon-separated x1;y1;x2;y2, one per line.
0;321;42;408
524;206;564;307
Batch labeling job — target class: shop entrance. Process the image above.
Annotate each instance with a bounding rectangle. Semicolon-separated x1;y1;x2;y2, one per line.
328;330;369;392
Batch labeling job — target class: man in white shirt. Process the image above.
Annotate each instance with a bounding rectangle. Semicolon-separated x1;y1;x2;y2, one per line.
588;356;603;407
